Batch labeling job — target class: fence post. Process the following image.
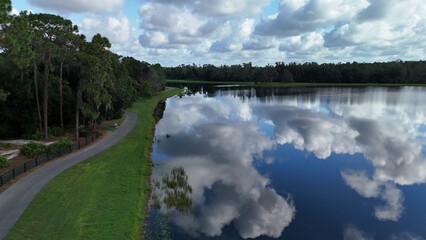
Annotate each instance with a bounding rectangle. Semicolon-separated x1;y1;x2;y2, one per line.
0;176;3;186
12;169;15;178
24;162;27;172
35;157;38;166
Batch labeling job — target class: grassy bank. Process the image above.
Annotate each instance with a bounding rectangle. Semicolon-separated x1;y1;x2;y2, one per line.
167;79;426;88
6;89;182;240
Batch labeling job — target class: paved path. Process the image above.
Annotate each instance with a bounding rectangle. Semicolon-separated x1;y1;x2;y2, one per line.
0;111;137;239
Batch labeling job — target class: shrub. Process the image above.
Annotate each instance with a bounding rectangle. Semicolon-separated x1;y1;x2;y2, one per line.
20;142;47;158
0;142;11;149
49;126;65;137
47;139;73;152
23;131;43;140
141;82;153;99
0;156;9;168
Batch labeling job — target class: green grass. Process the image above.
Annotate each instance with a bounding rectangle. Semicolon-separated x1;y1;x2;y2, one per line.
167;79;426;88
6;89;182;240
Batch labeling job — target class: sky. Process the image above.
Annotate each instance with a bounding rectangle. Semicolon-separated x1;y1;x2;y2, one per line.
10;0;426;67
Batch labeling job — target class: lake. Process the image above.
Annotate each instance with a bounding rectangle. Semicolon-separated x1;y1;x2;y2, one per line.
147;86;426;240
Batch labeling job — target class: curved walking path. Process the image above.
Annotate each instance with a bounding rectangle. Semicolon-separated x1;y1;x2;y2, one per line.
0;111;137;239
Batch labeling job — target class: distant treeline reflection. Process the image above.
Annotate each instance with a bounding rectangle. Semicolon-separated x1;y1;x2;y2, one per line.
166;60;426;84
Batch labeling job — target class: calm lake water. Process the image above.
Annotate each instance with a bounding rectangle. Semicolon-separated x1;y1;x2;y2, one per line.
148;86;426;240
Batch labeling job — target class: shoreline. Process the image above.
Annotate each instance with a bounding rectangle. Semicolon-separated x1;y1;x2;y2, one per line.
167;79;426;88
5;89;182;239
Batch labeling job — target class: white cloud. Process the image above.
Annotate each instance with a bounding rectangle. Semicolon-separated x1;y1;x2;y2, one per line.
341;171;404;221
27;0;124;13
341;171;380;198
194;0;269;17
23;0;426;65
10;8;19;16
343;225;374;240
152;95;295;239
252;87;426;186
279;32;325;54
80;13;131;44
390;232;425;240
255;0;369;37
149;87;426;237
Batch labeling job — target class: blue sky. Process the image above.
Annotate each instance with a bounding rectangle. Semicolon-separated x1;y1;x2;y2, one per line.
10;0;426;67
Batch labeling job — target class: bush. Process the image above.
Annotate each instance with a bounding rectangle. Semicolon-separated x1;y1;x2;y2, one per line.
0;142;11;149
20;142;47;158
0;156;9;168
141;82;153;99
49;126;65;137
47;139;73;152
23;131;43;140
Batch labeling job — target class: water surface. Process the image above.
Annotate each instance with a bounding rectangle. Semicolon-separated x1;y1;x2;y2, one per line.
148;87;426;240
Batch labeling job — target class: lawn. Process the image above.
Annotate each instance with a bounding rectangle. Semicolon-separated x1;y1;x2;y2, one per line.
6;89;182;240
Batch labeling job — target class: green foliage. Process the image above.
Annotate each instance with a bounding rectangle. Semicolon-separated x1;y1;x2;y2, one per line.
20;142;47;158
165;60;426;84
141;82;153;99
46;139;72;152
23;131;43;141
20;139;72;158
7;89;182;239
0;10;168;139
159;167;193;214
0;89;7;102
48;126;65;137
0;156;9;168
0;142;11;148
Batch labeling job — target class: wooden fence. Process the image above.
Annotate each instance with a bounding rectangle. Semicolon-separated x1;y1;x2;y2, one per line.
0;132;100;187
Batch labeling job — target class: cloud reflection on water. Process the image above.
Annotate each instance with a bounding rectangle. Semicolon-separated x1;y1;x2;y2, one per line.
152;87;426;237
154;103;295;238
249;87;426;221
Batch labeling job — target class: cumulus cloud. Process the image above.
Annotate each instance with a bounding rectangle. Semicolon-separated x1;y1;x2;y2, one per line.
80;13;131;44
150;87;426;237
343;225;374;240
253;105;360;159
27;0;123;13
130;0;426;65
340;171;380;198
324;0;426;53
193;0;268;17
156;94;252;136
255;0;369;37
252;87;426;186
356;0;393;22
390;232;425;240
152;96;295;239
341;171;404;221
279;32;325;54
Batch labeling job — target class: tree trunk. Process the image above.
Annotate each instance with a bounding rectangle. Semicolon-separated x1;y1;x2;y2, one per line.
75;83;82;141
42;53;50;139
59;59;64;128
34;61;42;132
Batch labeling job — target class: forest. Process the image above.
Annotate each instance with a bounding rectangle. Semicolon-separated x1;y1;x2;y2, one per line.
0;0;166;139
165;60;426;84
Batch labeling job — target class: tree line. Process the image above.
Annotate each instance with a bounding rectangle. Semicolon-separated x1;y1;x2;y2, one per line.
165;60;426;84
0;1;166;139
